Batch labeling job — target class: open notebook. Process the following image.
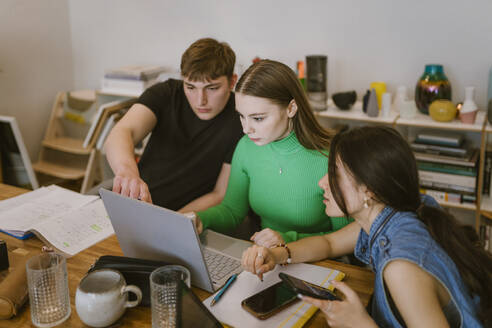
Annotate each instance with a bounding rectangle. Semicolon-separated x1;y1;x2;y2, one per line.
0;185;113;256
204;263;345;328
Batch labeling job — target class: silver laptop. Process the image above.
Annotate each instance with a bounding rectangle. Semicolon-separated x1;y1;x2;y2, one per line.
99;189;251;292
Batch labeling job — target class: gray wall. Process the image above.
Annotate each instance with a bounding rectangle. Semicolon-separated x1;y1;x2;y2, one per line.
0;0;73;159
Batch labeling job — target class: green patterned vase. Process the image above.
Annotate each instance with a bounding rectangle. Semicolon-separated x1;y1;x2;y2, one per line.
415;64;452;115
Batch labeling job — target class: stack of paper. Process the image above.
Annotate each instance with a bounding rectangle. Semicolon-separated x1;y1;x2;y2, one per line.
204;263;345;328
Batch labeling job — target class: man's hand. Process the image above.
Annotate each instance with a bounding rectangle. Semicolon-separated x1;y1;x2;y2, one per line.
112;172;152;203
250;228;285;248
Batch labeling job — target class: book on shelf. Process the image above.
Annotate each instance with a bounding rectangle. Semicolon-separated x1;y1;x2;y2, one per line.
411;142;469;157
104;65;166;81
95;112;120;150
415;132;464;147
0;185;114;257
100;77;158;97
419;170;476;189
420;187;476;205
417;161;477;177
420;179;475;195
482;151;492;195
414;148;479;168
83;98;133;148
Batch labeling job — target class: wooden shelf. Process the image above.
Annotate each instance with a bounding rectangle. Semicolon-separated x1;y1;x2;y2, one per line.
42;137;92;155
33;160;86;180
397;110;486;132
438;201;476;211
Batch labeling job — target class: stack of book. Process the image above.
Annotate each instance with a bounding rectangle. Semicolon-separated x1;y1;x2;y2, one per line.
101;65;166;96
413;132;478;205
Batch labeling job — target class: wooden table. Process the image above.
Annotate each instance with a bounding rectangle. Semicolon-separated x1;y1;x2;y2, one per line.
0;183;374;327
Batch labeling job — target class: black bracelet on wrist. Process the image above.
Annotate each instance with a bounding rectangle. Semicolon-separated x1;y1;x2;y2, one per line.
277;243;292;266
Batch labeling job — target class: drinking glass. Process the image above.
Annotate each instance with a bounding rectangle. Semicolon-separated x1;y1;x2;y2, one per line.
150;265;190;328
26;253;71;327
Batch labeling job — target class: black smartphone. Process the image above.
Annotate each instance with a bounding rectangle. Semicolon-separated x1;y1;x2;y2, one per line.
241;281;299;320
278;272;340;300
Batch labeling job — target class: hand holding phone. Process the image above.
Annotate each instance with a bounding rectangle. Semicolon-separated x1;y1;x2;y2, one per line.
279;273;340;300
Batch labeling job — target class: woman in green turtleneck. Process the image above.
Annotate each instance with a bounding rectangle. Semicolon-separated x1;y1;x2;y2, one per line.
194;60;352;246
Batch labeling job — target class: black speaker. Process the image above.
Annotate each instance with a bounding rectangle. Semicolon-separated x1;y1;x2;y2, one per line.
306;55;327;92
306;55;327;111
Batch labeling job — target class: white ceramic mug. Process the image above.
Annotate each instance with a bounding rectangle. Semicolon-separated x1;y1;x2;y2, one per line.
75;269;142;328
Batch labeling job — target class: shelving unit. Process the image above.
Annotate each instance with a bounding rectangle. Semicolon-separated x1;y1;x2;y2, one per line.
315;103;488;232
33;91;135;193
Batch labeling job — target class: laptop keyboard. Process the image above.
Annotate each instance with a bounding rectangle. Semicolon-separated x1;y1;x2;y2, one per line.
204;249;241;282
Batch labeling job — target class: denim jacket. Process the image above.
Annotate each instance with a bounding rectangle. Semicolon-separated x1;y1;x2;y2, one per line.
354;195;482;327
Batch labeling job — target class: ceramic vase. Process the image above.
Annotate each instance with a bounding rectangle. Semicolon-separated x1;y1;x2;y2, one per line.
459;86;478;124
415;64;452;114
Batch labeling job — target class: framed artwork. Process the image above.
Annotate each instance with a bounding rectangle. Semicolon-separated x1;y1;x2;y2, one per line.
0;115;39;189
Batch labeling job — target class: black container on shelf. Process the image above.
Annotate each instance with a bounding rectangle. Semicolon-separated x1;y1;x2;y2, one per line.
306;55;327;111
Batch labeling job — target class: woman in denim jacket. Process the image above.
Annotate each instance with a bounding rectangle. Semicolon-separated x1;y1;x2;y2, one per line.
242;126;492;327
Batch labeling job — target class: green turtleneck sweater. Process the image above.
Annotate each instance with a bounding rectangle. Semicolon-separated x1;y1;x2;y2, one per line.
197;132;352;243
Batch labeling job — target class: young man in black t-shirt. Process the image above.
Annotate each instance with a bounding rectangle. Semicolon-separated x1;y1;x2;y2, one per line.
104;38;243;212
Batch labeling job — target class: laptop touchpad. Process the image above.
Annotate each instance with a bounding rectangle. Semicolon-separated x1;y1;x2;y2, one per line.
200;230;251;259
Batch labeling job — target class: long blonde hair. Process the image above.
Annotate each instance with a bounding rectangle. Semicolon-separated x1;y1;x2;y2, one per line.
235;59;334;153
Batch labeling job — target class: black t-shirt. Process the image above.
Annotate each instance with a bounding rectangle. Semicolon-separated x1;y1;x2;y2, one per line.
137;79;243;210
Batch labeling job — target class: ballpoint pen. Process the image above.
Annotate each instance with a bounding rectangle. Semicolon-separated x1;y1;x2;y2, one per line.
210;273;238;306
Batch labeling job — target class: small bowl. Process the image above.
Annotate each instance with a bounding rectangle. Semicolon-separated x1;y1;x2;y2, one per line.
429;100;456;122
459;110;478;124
332;91;357;110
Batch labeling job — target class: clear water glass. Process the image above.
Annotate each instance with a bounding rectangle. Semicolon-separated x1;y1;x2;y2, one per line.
26;253;71;328
150;265;190;328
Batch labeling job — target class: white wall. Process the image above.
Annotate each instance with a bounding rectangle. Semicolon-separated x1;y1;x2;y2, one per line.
2;0;491;159
69;0;492;109
0;0;73;159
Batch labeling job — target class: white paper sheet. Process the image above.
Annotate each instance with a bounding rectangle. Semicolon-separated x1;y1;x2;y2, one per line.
204;263;344;328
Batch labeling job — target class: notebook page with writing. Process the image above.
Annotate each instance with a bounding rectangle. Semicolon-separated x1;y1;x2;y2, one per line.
0;185;98;237
31;199;114;257
204;263;345;328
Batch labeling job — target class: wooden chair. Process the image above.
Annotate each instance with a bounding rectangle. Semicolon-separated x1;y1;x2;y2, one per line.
33;91;135;193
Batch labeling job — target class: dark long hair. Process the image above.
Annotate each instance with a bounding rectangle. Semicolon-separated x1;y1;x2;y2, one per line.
235;59;334;153
328;126;492;326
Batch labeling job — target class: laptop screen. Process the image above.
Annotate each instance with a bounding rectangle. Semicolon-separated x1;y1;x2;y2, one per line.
179;280;222;328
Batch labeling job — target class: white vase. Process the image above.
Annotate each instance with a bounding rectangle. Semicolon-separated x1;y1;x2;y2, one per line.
461;86;477;113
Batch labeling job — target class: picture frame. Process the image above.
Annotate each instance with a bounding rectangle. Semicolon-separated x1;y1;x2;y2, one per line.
0;115;39;189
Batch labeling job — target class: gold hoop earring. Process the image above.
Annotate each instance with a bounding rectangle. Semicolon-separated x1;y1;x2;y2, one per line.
363;197;369;209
